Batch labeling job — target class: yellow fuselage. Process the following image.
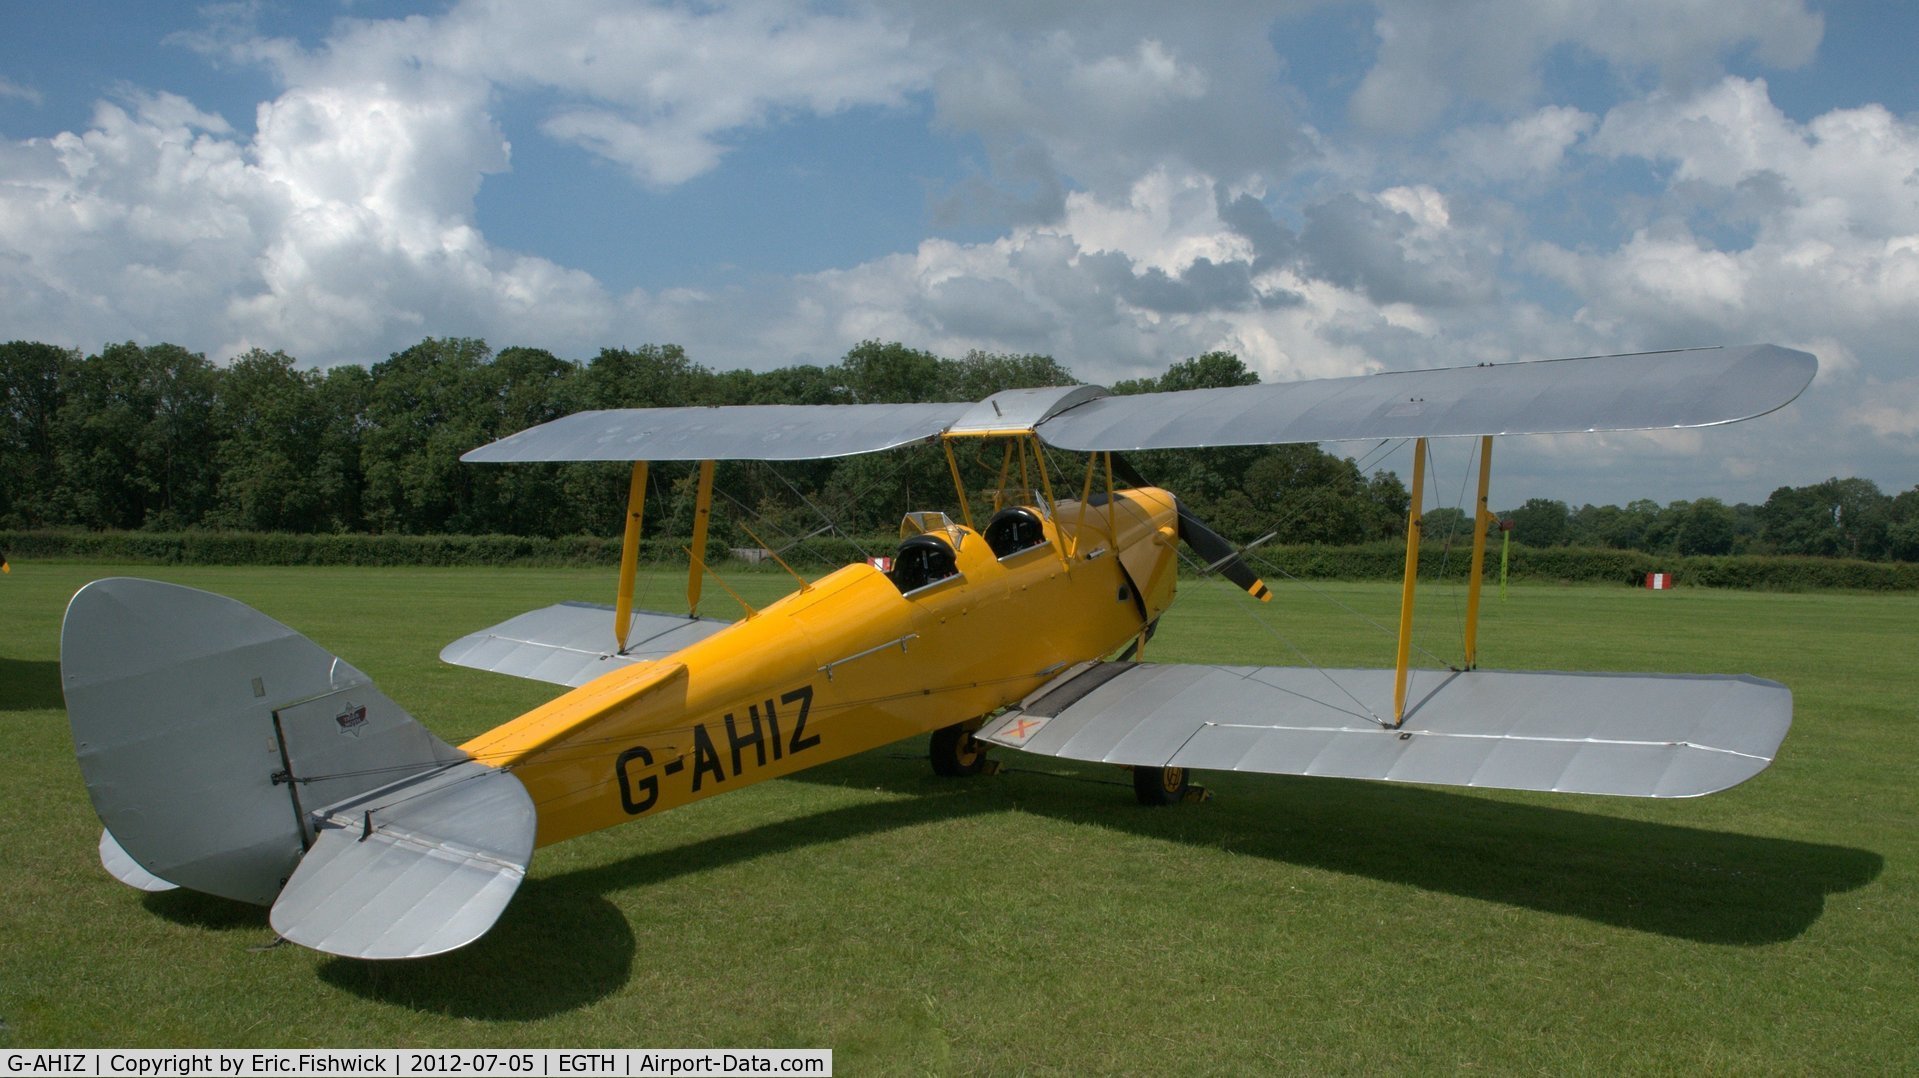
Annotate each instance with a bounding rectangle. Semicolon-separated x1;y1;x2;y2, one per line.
460;489;1182;848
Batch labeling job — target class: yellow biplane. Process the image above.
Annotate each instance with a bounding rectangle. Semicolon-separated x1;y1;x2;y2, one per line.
63;344;1814;958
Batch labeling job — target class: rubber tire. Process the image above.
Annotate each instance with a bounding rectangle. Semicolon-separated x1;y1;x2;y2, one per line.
1132;765;1191;806
930;723;986;777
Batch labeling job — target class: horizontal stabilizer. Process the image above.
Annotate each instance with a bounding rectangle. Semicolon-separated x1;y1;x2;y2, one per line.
99;829;177;893
270;761;536;960
979;663;1791;798
440;601;730;687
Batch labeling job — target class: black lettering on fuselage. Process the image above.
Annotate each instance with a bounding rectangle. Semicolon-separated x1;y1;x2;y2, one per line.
784;684;819;753
615;745;658;815
725;708;767;774
612;681;821;814
762;698;785;760
690;722;726;792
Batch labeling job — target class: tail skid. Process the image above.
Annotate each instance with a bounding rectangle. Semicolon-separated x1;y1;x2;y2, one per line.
62;578;534;958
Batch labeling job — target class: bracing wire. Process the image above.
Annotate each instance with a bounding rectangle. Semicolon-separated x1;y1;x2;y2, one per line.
1163;537;1388;725
763;461;880;562
1351;438;1401;476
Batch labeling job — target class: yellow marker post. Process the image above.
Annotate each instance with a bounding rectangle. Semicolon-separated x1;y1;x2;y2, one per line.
686;459;716;616
614;460;648;654
1462;436;1494;670
1393;437;1427;725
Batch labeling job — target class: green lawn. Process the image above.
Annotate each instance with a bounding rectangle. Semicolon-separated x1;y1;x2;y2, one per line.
1;561;1912;1072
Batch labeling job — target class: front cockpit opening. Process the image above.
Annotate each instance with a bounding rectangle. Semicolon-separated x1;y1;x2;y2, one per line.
890;533;959;594
983;506;1047;558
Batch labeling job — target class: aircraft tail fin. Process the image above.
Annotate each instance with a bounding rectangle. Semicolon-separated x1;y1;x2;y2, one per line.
62;578;534;957
98;828;178;893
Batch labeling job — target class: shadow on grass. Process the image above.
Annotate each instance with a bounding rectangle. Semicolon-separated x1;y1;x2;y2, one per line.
315;880;633;1021
142;888;270;932
135;864;633;1022
313;747;1879;1020
759;752;1879;946
0;658;63;711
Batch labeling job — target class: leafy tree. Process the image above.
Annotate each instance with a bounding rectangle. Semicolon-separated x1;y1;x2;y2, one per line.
1759;478;1891;558
1242;444;1402;544
838;340;952;403
1569;501;1657;550
951;350;1077;400
813;343;970;535
1421;506;1469;540
1110;351;1263;535
581;344;714;409
11;333;1911;571
314;364;373;531
1505;497;1570;547
1111;350;1257;395
1635;499;1681;553
714;364;847;405
359;337;498;534
0;340;76;527
210;348;337;532
56;342;220;529
476;347;592;537
1674;497;1738;556
1888;487;1919;562
1364;470;1412;539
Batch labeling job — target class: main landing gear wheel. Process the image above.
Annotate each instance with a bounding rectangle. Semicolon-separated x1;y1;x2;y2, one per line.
1132;765;1194;806
930;722;991;777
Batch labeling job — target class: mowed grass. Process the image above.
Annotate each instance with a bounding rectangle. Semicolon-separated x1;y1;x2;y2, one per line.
1;561;1913;1071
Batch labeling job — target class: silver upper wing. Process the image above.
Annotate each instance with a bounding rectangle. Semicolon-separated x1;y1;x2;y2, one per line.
459;346;1812;463
978;662;1791;798
463;402;967;462
1030;344;1816;451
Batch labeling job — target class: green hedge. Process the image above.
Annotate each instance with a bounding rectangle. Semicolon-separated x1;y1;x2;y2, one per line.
1246;540;1918;590
1245;541;1658;585
4;529;1914;590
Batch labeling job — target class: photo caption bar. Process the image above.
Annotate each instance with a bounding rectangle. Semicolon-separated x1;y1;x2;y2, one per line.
0;1050;831;1077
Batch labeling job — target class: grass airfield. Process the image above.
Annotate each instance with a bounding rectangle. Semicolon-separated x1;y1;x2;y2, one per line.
1;561;1912;1072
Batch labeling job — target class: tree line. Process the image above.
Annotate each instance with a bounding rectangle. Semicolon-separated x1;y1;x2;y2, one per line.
2;337;1913;562
1430;479;1919;561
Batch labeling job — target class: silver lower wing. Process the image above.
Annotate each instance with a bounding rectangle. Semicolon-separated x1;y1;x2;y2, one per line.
440;601;730;687
978;663;1791;798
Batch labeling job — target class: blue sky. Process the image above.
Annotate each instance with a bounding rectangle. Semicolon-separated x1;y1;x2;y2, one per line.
2;1;1916;508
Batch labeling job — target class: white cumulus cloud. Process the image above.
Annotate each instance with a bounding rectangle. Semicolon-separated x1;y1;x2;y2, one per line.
0;1;1912;505
1350;0;1821;133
